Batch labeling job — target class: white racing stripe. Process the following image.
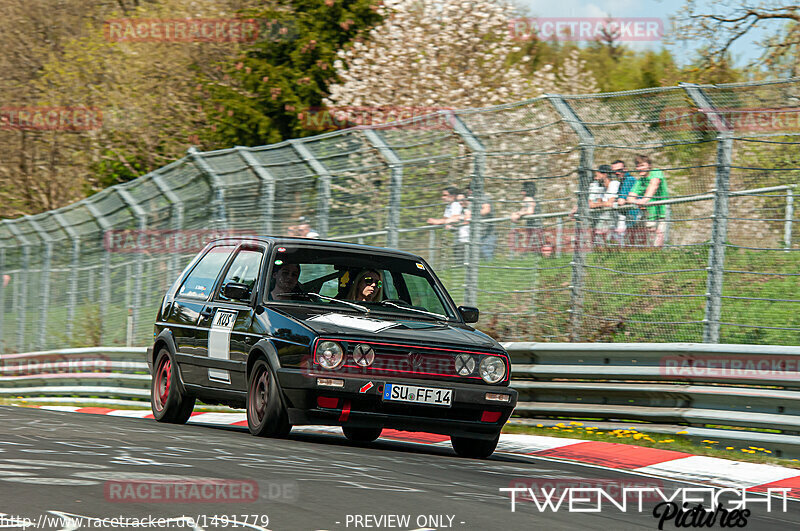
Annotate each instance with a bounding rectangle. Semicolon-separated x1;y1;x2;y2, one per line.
208;309;237;383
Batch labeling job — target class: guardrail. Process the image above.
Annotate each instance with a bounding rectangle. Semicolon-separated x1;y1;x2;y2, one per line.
5;344;800;458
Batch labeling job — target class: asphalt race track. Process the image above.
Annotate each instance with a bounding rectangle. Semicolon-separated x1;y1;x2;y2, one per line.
1;405;799;530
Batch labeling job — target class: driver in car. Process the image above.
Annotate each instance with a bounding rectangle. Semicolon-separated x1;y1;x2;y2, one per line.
346;269;383;302
270;262;304;301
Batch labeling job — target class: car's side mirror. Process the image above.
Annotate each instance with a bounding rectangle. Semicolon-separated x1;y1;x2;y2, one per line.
222;282;252;302
458;305;479;323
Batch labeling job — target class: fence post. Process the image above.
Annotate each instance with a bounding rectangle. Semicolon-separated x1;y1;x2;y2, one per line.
547;95;594;342
450;113;485;308
85;201;113;345
236;147;276;235
363;130;403;249
151;170;185;283
3;221;30;353
188;147;227;229
51;212;81;344
683;84;732;344
291;140;331;239
115;188;148;345
786;188;794;251
24;217;54;350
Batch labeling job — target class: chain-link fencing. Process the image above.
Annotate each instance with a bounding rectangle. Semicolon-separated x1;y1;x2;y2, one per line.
0;79;797;351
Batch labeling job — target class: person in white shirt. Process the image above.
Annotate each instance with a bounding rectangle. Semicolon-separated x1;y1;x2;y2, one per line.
427;186;464;264
589;164;620;245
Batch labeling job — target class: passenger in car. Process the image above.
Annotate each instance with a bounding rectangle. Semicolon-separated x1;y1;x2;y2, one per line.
269;262;303;301
346;269;383;302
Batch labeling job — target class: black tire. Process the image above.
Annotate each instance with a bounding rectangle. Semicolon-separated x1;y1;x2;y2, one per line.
342;426;383;443
451;434;500;459
247;358;291;438
151;348;195;424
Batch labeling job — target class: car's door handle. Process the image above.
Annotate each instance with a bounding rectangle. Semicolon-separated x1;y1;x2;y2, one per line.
200;307;214;317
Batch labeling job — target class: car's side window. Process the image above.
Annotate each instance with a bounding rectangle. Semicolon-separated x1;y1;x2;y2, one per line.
217;248;264;302
177;246;235;299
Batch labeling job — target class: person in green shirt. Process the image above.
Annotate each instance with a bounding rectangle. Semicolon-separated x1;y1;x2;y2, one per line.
617;154;668;247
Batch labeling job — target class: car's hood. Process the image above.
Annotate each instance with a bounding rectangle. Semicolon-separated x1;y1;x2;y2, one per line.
273;307;500;351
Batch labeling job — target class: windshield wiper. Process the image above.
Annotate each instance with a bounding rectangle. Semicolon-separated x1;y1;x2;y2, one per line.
303;292;369;313
378;300;447;320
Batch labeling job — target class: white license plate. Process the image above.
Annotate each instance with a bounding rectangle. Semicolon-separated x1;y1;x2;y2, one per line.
383;383;452;406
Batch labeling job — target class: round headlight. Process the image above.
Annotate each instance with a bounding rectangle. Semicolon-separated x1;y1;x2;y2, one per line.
352;344;375;367
316;341;344;370
479;356;506;384
455;354;476;376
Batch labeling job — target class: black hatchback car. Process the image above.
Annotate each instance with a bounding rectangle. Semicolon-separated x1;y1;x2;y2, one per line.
147;237;517;458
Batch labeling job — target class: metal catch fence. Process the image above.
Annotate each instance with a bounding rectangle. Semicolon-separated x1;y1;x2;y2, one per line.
0;79;798;351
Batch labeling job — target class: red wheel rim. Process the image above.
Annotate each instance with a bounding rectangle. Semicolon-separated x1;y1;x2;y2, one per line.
249;368;268;424
153;356;171;411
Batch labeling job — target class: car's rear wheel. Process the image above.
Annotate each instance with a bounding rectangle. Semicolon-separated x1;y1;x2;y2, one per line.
247;358;291;438
151;348;195;424
342;426;383;443
451;434;500;459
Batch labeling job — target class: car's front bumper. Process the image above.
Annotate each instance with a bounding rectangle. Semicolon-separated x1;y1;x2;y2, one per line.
277;369;517;440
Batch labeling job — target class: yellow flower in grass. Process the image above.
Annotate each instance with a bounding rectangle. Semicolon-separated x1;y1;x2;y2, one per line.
556;423;567;428
726;447;734;450
570;422;583;426
536;424;543;428
765;450;772;454
633;433;644;440
659;439;675;443
676;431;688;435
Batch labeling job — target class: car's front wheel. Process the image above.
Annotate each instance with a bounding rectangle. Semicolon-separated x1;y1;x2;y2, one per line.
451;434;500;459
342;426;383;443
247;358;291;438
151;348;195;424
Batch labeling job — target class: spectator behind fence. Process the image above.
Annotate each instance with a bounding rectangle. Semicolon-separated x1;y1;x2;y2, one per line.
588;164;620;245
618;154;668;247
287;216;320;239
612;159;639;244
465;185;497;260
510;180;553;257
426;186;464;264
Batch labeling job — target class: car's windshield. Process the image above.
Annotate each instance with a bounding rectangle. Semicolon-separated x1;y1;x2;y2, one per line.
266;245;457;320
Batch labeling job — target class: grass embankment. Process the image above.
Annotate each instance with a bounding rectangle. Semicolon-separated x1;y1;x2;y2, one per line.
438;245;799;344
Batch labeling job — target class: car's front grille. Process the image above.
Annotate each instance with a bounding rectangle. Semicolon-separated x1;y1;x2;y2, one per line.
334;339;484;383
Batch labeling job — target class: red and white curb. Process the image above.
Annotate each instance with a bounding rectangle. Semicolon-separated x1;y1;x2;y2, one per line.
27;405;800;498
